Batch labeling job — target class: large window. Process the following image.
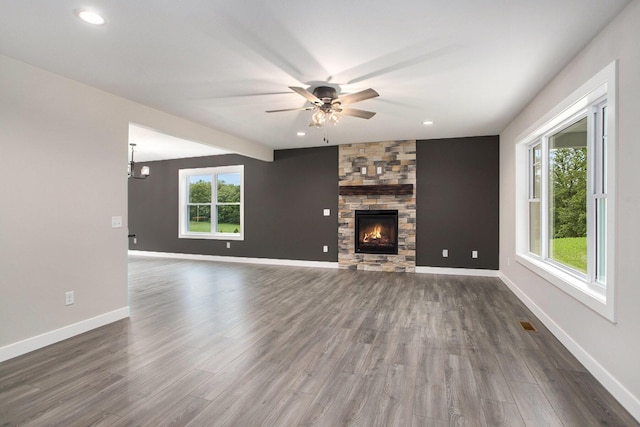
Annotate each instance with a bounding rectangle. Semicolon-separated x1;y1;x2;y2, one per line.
528;114;593;275
516;62;616;321
179;166;244;240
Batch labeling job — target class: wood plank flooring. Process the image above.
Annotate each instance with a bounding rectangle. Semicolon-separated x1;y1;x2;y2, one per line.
0;256;637;426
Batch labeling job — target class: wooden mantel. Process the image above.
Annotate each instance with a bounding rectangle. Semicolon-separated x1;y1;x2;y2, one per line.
338;184;414;196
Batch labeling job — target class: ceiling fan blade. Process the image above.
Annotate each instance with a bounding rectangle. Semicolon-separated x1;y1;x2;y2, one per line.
340;108;376;119
266;107;314;113
289;86;323;106
336;88;379;105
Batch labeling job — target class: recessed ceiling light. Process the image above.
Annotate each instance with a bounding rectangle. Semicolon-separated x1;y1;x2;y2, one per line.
74;9;106;25
422;120;434;126
297;131;306;136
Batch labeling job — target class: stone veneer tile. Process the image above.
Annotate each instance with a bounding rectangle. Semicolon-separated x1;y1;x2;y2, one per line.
338;140;416;272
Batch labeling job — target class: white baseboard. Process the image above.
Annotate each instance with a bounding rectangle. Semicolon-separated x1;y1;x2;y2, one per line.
498;272;640;422
0;307;129;363
416;266;499;277
130;252;502;277
128;250;339;269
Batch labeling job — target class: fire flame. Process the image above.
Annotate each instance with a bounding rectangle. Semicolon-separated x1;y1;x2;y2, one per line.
362;225;382;242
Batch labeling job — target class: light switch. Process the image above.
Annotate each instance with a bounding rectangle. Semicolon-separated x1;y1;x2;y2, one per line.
323;209;330;216
111;216;122;228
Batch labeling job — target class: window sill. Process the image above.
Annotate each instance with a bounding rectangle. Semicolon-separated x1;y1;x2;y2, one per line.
179;233;244;241
515;253;614;322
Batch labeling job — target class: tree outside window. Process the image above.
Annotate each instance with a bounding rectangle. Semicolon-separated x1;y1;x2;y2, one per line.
548;117;587;273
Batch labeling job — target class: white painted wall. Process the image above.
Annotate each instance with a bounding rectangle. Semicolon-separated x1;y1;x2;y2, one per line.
0;54;271;360
499;0;640;419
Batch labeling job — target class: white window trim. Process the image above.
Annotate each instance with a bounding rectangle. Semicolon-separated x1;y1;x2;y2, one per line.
178;165;244;241
515;61;617;322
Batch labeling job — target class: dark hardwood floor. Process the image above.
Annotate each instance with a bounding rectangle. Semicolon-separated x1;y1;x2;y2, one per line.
1;256;637;426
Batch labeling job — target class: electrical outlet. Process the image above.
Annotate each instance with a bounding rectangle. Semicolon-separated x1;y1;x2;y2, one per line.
472;250;478;259
442;249;448;257
376;166;383;174
323;209;330;216
323;245;328;253
361;166;367;175
226;242;231;249
133;237;137;244
65;291;74;306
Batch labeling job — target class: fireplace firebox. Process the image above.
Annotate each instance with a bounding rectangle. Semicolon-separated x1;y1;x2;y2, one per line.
355;210;399;254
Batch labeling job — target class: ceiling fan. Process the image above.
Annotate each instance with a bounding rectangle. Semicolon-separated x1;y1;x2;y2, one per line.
266;86;379;127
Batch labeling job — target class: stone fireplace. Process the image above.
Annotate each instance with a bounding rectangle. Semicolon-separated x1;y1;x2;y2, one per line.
338;140;416;272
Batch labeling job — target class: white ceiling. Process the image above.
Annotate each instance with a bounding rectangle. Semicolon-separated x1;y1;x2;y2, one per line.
0;1;631;157
128;124;229;162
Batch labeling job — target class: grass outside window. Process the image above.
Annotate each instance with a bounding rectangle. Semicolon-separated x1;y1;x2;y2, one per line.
551;237;587;273
189;221;239;233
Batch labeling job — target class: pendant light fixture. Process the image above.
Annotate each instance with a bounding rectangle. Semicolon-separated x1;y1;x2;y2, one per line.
128;143;150;179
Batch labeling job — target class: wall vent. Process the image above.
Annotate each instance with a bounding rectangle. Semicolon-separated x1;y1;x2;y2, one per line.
519;321;537;332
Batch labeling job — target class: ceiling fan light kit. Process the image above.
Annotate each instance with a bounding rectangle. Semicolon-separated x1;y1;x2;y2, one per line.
311;109;326;126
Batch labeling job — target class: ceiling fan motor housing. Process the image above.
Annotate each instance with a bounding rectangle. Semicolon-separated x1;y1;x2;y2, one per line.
312;86;338;102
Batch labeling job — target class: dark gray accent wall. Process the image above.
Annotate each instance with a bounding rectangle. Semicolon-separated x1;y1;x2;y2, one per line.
416;136;499;269
128;146;338;262
130;138;499;268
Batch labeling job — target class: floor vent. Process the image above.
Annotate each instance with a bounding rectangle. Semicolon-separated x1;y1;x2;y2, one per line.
519;321;537;332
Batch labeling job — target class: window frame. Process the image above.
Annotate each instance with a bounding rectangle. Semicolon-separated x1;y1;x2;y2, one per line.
178;165;244;241
527;141;542;256
515;61;617;322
